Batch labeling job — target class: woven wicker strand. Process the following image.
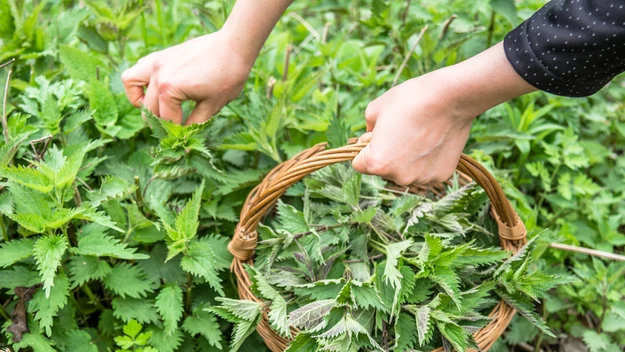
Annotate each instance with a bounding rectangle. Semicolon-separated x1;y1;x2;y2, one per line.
228;140;527;352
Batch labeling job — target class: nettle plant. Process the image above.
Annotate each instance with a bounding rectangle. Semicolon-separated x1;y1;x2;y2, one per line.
213;164;572;351
0;90;237;350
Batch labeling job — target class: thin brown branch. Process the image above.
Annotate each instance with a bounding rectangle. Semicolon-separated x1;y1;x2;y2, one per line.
401;0;412;25
438;14;458;41
550;243;625;261
282;44;293;82
391;25;428;87
0;58;15;70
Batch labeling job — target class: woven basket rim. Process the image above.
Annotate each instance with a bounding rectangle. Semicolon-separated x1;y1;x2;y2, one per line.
228;139;528;352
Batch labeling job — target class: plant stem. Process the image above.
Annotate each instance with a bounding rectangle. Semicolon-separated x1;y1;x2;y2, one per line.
185;274;193;313
549;243;625;261
154;0;167;46
2;59;15;144
391;25;428;87
0;215;8;242
0;302;10;321
486;10;496;48
81;284;105;311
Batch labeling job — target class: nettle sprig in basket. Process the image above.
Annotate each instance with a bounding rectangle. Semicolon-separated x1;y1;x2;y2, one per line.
217;141;571;352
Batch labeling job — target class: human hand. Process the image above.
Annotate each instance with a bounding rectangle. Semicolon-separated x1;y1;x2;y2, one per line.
352;72;473;186
352;42;536;185
121;31;253;125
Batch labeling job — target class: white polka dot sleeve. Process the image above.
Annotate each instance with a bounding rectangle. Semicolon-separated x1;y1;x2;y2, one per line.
504;0;625;97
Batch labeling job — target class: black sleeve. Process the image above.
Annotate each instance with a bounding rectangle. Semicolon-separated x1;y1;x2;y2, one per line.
504;0;625;97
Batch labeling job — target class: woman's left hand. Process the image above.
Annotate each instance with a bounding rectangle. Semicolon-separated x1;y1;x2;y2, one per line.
352;41;537;185
351;70;474;186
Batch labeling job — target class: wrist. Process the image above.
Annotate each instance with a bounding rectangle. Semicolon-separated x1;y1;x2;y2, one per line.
432;41;537;120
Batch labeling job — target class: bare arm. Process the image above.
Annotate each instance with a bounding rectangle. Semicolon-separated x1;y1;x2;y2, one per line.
352;42;536;185
122;0;293;124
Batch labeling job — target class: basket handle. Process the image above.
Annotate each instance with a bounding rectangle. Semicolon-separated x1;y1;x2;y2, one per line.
229;139;526;261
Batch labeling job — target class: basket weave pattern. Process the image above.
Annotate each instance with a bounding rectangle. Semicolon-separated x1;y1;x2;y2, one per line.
228;140;527;352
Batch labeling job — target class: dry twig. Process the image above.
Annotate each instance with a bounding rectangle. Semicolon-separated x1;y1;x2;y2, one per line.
550;243;625;261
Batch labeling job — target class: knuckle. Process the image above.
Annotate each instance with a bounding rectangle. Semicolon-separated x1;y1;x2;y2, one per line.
364;103;377;122
121;70;132;84
363;151;389;176
393;175;414;187
156;78;176;96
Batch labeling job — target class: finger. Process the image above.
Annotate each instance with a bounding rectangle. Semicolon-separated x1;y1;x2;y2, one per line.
364;102;378;132
158;92;184;124
352;143;372;175
143;76;160;117
122;57;155;107
185;101;217;125
357;132;373;144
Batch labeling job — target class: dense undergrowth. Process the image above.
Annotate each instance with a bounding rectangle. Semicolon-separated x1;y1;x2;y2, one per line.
0;0;624;351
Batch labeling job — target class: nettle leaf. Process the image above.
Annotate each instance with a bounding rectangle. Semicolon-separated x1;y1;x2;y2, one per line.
315;313;383;351
395;312;417;351
33;235;68;298
0;166;53;193
88;175;136;207
59;45;109;82
497;290;554;337
383;239;413;315
288;299;336;330
103;263;154;298
182;308;222;349
0;238;35;268
64;330;97;352
250;266;290;337
415;305;432;346
351;283;387;312
68;255;112;287
210;298;263;352
155;285;184;335
276;199;309;234
0;266;41;290
71;230;148;260
174;180;204;240
29;273;70;336
180;238;223;295
112;297;160;324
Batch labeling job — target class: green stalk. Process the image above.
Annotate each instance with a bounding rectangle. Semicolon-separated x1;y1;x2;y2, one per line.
0;302;10;321
139;0;149;45
154;0;167;46
0;215;8;242
81;284;106;311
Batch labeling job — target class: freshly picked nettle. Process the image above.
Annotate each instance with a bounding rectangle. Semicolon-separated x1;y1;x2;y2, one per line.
213;163;570;352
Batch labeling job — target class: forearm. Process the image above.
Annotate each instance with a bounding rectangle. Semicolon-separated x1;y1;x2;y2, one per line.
221;0;294;63
432;41;537;120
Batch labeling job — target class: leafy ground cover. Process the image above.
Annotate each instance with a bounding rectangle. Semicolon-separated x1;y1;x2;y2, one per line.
0;0;624;351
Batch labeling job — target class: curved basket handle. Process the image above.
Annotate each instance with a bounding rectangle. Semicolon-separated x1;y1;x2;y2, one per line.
229;139;526;261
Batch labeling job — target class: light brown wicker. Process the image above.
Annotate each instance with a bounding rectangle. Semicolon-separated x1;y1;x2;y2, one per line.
228;139;527;352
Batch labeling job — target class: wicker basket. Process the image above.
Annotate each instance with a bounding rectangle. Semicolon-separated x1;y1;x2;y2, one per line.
228;139;527;352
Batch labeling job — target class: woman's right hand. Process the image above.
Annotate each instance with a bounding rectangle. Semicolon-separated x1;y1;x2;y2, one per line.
121;30;254;125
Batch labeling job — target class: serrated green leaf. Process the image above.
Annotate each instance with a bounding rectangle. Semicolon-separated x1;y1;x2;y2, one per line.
0;238;34;268
29;273;70;336
103;263;154;298
71;230;148;259
155;285;184;335
33;235;68;298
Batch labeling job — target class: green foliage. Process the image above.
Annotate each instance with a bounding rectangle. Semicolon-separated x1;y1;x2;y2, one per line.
214;163;564;351
0;0;622;350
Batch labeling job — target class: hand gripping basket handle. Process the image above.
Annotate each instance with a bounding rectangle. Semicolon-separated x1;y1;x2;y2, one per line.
228;139;526;263
228;139;527;352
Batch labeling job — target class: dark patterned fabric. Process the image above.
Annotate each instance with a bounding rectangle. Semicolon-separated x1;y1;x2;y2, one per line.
504;0;625;97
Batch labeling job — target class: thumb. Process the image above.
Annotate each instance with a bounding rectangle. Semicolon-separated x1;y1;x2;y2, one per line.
185;100;216;125
352;142;372;175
